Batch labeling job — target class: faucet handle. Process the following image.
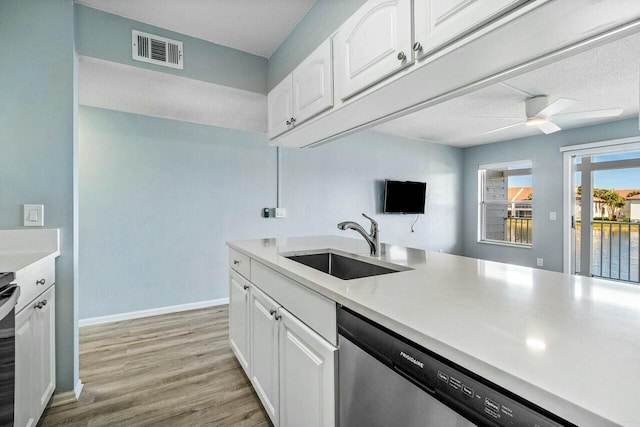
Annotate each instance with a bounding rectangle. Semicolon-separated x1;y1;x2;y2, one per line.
361;213;378;233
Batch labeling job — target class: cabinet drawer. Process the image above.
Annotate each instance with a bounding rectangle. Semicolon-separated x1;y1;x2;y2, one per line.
229;248;251;280
15;257;55;314
251;261;337;345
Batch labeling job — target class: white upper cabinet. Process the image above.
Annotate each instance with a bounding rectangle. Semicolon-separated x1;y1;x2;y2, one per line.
292;39;334;125
268;39;334;139
334;0;413;100
268;74;294;139
414;0;527;58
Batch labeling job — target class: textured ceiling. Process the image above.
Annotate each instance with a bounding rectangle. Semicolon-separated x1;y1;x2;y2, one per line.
76;0;316;58
375;32;640;147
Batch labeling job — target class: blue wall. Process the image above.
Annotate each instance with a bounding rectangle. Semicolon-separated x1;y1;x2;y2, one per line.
79;107;463;319
462;118;640;272
268;0;366;90
76;5;268;94
0;0;78;391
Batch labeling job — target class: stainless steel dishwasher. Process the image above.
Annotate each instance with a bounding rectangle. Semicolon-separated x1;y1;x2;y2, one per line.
338;306;572;427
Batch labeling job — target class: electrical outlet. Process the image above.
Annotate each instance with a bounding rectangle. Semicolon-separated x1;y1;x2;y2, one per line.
549;211;557;221
536;258;544;267
275;208;286;218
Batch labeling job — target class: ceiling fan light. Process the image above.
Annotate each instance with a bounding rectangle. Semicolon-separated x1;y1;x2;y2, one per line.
526;116;548;126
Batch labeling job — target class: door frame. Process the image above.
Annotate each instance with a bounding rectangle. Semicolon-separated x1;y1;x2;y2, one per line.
561;136;640;274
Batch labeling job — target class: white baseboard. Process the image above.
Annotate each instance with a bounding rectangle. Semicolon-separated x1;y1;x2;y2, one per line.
79;298;229;327
49;379;83;408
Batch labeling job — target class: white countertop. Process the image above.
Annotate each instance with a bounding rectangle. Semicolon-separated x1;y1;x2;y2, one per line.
228;236;640;427
0;228;60;273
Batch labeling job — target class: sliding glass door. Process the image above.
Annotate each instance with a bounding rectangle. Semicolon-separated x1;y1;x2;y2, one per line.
567;145;640;284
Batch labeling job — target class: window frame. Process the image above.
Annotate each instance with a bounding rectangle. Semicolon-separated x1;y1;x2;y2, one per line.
478;159;533;248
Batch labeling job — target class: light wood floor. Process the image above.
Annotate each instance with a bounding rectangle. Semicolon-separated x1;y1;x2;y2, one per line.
39;306;271;427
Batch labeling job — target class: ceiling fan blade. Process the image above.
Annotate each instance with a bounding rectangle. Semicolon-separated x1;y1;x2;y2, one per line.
552;108;624;121
537;98;577;118
537;120;562;134
482;122;525;135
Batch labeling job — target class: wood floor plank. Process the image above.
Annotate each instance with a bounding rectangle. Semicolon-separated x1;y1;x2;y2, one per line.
38;306;271;427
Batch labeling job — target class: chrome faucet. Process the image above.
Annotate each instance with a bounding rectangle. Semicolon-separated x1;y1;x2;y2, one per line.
337;213;380;256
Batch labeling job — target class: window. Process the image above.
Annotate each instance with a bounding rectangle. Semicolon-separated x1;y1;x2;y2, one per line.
479;160;533;246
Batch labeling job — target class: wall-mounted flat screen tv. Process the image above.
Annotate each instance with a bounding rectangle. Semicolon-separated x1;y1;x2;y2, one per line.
383;180;426;214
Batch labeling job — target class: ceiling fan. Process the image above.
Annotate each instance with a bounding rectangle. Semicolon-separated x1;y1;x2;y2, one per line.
482;95;623;135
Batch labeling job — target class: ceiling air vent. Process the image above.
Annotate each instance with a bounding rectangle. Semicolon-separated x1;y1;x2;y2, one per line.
132;30;183;70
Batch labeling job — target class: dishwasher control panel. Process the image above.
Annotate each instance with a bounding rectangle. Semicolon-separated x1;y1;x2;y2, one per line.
338;306;572;427
391;339;564;427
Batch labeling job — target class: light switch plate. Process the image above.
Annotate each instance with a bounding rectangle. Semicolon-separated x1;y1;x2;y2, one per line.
275;208;286;218
549;211;557;221
23;204;44;227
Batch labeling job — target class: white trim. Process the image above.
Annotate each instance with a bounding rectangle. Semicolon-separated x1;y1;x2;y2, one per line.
477;240;532;249
75;379;84;399
48;379;83;408
478;159;532;170
79;298;229;327
559;136;640;153
562;151;574;274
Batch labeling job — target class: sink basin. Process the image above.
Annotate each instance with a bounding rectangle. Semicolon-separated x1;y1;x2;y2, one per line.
284;251;408;280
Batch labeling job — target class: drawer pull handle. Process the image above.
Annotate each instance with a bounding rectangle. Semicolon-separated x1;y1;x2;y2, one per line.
243;285;249;290
36;278;46;285
233;260;240;265
269;309;276;316
274;314;282;321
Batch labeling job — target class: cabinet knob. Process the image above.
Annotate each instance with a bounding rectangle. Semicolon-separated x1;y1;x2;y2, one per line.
286;119;292;126
233;260;240;265
274;314;282;321
42;299;47;306
412;42;423;52
397;51;406;61
290;117;296;124
36;278;46;285
269;309;277;316
243;285;249;290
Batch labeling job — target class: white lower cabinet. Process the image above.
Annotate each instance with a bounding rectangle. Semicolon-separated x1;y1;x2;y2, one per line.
15;285;56;427
278;308;336;427
249;285;280;424
229;272;250;374
228;254;337;427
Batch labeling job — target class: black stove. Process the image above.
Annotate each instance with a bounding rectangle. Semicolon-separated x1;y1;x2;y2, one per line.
0;273;14;289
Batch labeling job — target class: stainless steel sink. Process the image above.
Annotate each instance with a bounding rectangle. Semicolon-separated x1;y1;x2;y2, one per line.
284;251;409;280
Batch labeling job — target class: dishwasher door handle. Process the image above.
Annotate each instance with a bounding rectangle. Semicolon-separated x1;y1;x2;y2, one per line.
392;364;436;395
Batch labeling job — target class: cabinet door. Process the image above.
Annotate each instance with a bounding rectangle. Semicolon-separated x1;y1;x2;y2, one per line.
229;272;250;374
292;39;333;124
33;286;55;417
15;306;36;427
414;0;526;57
268;74;294;139
278;308;337;427
249;285;280;426
334;0;412;100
